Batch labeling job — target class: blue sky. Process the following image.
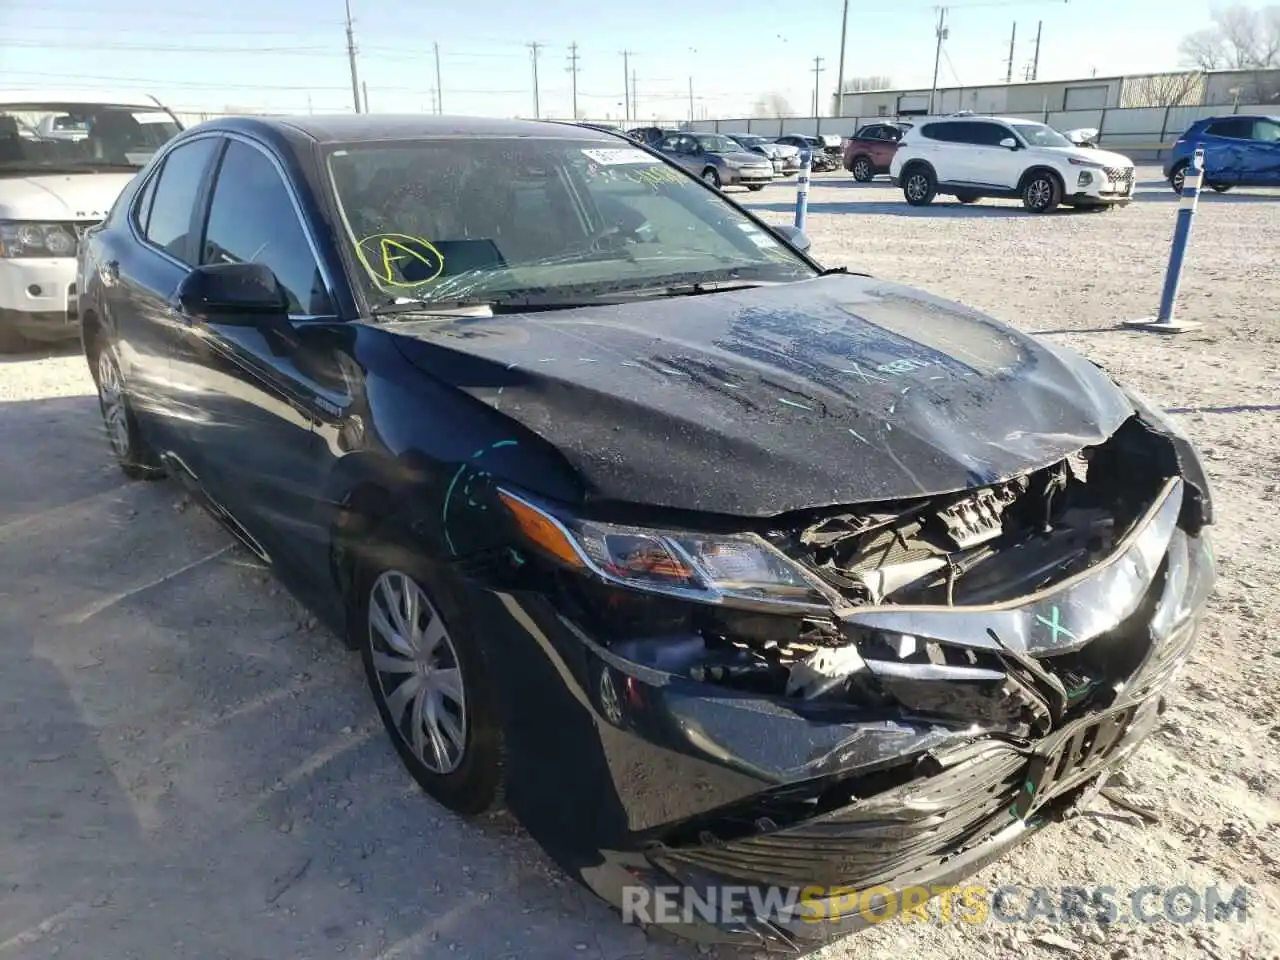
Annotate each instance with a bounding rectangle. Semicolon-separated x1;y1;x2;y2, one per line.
2;0;1214;120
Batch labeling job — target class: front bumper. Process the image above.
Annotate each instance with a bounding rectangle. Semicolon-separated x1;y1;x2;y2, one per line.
722;165;776;186
1071;166;1136;205
0;258;80;342
469;476;1214;951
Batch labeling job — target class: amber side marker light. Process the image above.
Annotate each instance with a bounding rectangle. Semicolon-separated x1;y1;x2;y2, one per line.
498;491;586;568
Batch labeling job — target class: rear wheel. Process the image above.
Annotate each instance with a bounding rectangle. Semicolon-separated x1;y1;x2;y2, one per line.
902;167;936;206
92;339;165;481
702;167;721;189
851;156;874;182
356;550;504;815
1022;171;1062;213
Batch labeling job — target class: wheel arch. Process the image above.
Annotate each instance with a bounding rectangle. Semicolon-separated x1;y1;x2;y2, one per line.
1017;165;1065;193
899;158;936;180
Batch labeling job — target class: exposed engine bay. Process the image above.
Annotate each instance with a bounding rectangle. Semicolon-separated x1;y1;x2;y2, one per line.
581;414;1208;725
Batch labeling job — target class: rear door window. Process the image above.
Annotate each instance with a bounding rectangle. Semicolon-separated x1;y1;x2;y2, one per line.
143;137;219;264
1206;118;1252;139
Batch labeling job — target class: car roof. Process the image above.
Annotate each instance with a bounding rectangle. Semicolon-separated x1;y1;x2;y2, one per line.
196;113;623;145
1193;114;1280;122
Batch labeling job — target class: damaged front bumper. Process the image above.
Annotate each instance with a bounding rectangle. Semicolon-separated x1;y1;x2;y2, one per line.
468;467;1213;952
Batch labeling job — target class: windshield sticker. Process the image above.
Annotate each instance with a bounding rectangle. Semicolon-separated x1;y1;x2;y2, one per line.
131;112;172;124
628;166;684;188
355;233;444;288
581;147;655;166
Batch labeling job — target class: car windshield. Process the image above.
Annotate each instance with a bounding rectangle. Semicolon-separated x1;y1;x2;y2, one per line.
0;102;180;172
695;135;741;154
325;137;816;307
735;136;766;147
1011;123;1075;148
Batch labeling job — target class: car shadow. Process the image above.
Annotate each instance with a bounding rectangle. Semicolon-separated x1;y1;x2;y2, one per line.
0;339;81;364
1135;189;1280;203
0;392;842;960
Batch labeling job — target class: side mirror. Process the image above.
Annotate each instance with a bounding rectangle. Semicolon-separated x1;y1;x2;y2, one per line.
999;137;1019;150
773;224;811;253
176;261;289;320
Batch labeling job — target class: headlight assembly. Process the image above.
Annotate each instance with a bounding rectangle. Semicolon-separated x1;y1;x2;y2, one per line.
0;221;79;258
497;488;835;612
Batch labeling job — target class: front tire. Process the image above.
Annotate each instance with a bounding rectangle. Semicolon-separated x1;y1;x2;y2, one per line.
1169;162;1188;195
902;167;936;206
92;339;165;481
1209;183;1232;194
851;156;874;182
702;167;721;189
356;554;504;816
1022;172;1062;213
746;184;766;192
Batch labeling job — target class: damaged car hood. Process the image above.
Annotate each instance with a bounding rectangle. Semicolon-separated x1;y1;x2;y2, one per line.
388;274;1135;514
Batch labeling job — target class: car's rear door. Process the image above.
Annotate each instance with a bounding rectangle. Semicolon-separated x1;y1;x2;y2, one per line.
1200;118;1252;184
1242;117;1280;186
168;134;349;583
102;134;221;449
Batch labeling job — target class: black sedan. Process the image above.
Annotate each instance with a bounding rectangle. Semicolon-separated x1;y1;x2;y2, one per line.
77;114;1215;951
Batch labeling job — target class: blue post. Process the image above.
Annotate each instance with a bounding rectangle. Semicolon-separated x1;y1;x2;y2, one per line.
1124;145;1204;334
794;149;812;231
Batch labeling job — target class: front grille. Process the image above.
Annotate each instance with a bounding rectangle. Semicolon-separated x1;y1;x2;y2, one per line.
653;740;1025;889
1103;166;1133;183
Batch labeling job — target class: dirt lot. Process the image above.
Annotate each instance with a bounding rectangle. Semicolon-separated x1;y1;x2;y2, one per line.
1;166;1277;960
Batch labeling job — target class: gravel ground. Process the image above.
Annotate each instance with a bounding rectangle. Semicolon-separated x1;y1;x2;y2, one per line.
1;166;1277;960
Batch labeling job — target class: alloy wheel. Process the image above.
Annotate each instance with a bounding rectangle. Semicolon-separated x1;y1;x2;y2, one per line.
97;349;131;460
367;570;468;774
1171;166;1186;194
853;158;872;181
906;174;928;202
1027;177;1054;211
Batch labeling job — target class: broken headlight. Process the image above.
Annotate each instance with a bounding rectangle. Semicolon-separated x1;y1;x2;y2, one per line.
1122;386;1215;530
497;488;834;612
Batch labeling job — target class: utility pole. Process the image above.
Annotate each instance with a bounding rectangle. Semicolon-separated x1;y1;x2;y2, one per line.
567;42;580;119
811;55;824;118
1030;20;1043;81
631;69;638;121
928;6;948;115
362;81;369;113
835;0;850;118
528;42;543;119
621;50;632;123
344;0;361;113
434;42;443;114
688;76;694;124
1005;22;1017;83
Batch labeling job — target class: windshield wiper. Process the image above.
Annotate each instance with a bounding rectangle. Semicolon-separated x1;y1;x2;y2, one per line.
370;297;497;318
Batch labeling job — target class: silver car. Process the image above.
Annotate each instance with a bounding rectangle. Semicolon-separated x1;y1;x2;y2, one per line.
656;132;775;190
727;133;802;177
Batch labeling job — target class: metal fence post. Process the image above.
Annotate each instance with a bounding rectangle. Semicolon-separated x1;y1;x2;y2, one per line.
1123;146;1205;334
794;150;812;232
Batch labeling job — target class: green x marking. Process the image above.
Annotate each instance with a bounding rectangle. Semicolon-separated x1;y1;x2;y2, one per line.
1035;605;1080;645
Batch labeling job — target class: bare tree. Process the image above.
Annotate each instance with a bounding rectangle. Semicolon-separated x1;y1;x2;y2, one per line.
752;93;794;118
1179;4;1280;70
1122;71;1206;106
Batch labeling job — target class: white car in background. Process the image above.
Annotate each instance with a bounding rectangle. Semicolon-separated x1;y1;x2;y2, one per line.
0;92;182;350
889;116;1136;213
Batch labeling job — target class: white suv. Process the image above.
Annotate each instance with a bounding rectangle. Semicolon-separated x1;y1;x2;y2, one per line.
888;116;1136;213
0;93;181;351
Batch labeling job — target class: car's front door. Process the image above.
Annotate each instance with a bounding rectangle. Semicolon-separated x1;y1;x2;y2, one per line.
168;135;349;585
102;135;221;448
958;121;1021;188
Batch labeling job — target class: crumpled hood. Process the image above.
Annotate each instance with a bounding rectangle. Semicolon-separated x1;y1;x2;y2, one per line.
0;172;136;221
390;274;1136;516
718;150;771;167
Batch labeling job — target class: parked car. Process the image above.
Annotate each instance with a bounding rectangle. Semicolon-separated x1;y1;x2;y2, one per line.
655;131;774;189
890;116;1136;212
1163;115;1280;194
627;126;677;146
725;133;801;176
0;93;182;351
79;113;1214;950
842;122;912;181
773;135;839;172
